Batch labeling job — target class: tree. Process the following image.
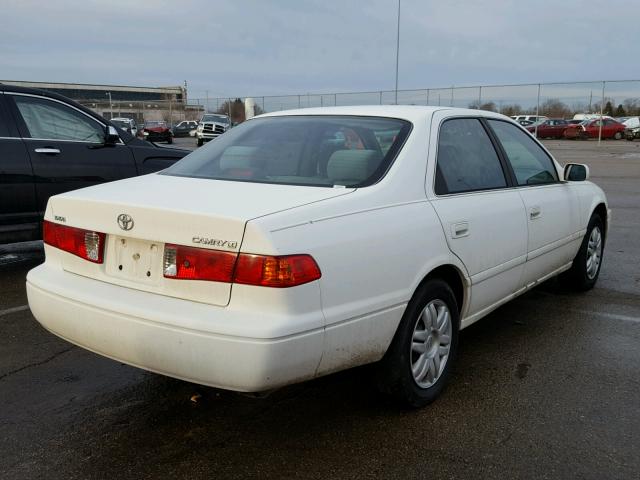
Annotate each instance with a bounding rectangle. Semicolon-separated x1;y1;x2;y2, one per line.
592;97;615;115
499;104;523;116
615;104;627;117
468;101;497;112
604;101;614;116
539;98;572;118
623;98;640;116
215;98;264;124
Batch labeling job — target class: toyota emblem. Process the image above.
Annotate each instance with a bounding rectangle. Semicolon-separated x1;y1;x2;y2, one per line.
117;213;134;231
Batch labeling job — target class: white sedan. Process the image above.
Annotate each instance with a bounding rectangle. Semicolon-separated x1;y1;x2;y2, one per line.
27;106;608;407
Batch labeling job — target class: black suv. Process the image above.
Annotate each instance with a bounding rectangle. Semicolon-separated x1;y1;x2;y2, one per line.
0;85;190;244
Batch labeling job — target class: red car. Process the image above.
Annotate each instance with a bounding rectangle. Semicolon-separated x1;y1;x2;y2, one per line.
526;119;569;139
564;118;625;140
143;121;173;144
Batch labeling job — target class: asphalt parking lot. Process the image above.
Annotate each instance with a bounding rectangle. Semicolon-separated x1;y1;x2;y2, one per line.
1;139;639;479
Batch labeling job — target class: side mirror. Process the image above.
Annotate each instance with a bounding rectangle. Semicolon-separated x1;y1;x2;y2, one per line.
105;125;120;145
564;163;589;182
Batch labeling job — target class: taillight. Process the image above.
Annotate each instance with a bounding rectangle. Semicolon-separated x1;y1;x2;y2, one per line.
234;254;321;288
162;244;321;287
163;244;236;282
43;220;106;263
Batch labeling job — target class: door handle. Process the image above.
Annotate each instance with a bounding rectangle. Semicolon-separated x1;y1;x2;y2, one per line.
529;206;542;219
34;147;61;155
451;221;469;238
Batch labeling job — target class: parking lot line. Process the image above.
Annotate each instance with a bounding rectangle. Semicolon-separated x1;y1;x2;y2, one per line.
572;309;640;324
0;305;29;317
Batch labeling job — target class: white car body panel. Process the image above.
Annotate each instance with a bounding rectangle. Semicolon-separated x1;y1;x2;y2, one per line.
517;183;580;287
27;105;609;392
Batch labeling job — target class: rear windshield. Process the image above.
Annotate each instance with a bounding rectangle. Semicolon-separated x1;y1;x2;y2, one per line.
163;115;411;187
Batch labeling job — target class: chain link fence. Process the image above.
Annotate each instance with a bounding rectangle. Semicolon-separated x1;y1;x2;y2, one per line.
75;80;640;126
77;99;203;126
189;80;640;119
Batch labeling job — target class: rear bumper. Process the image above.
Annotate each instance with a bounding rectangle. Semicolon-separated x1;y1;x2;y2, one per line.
145;132;171;141
26;264;324;392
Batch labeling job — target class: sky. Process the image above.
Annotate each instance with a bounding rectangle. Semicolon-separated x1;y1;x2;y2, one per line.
1;0;638;101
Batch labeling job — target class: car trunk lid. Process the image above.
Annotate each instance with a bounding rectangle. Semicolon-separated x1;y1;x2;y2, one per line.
47;174;353;306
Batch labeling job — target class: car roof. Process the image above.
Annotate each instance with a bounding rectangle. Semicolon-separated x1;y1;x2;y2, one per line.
257;105;513;123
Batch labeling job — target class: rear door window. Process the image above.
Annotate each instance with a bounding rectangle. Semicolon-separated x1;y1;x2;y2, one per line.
434;118;507;195
487;119;558;186
12;95;104;143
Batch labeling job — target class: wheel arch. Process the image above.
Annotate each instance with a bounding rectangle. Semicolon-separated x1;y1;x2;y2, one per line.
592;202;608;237
413;264;467;317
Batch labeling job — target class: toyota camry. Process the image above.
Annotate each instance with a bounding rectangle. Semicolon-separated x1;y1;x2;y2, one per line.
27;106;608;407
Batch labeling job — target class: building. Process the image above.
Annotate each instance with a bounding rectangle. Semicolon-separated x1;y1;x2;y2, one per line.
0;80;202;123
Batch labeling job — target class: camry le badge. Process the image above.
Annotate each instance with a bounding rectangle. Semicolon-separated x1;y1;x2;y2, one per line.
117;213;134;231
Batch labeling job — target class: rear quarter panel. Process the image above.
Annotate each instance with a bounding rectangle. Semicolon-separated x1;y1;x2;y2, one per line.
243;193;467;375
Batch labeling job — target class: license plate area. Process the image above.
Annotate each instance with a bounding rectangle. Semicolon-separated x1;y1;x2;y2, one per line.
105;236;163;285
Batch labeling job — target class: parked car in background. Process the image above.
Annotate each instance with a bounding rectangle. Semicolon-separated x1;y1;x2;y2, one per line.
172;120;198;137
572;114;614;121
567;119;584;125
511;115;548;126
196;113;231;146
110;117;137;136
526;118;569;139
623;116;640;141
564;118;625;140
143;120;173;144
27;106;608;407
0;85;189;244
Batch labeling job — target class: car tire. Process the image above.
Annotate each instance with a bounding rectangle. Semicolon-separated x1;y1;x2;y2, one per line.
197;138;204;147
376;279;459;408
626;136;634;141
561;213;604;291
614;131;623;140
167;136;173;144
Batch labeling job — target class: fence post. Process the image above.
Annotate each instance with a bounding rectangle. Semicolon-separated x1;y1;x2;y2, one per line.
426;89;430;105
535;83;541;138
478;86;482;107
380;91;383;105
320;96;323;107
598;81;605;145
334;93;337;106
262;96;265;112
298;95;301;108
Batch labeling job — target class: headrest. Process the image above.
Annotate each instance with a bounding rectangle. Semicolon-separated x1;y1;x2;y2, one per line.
326;149;382;184
220;146;257;170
